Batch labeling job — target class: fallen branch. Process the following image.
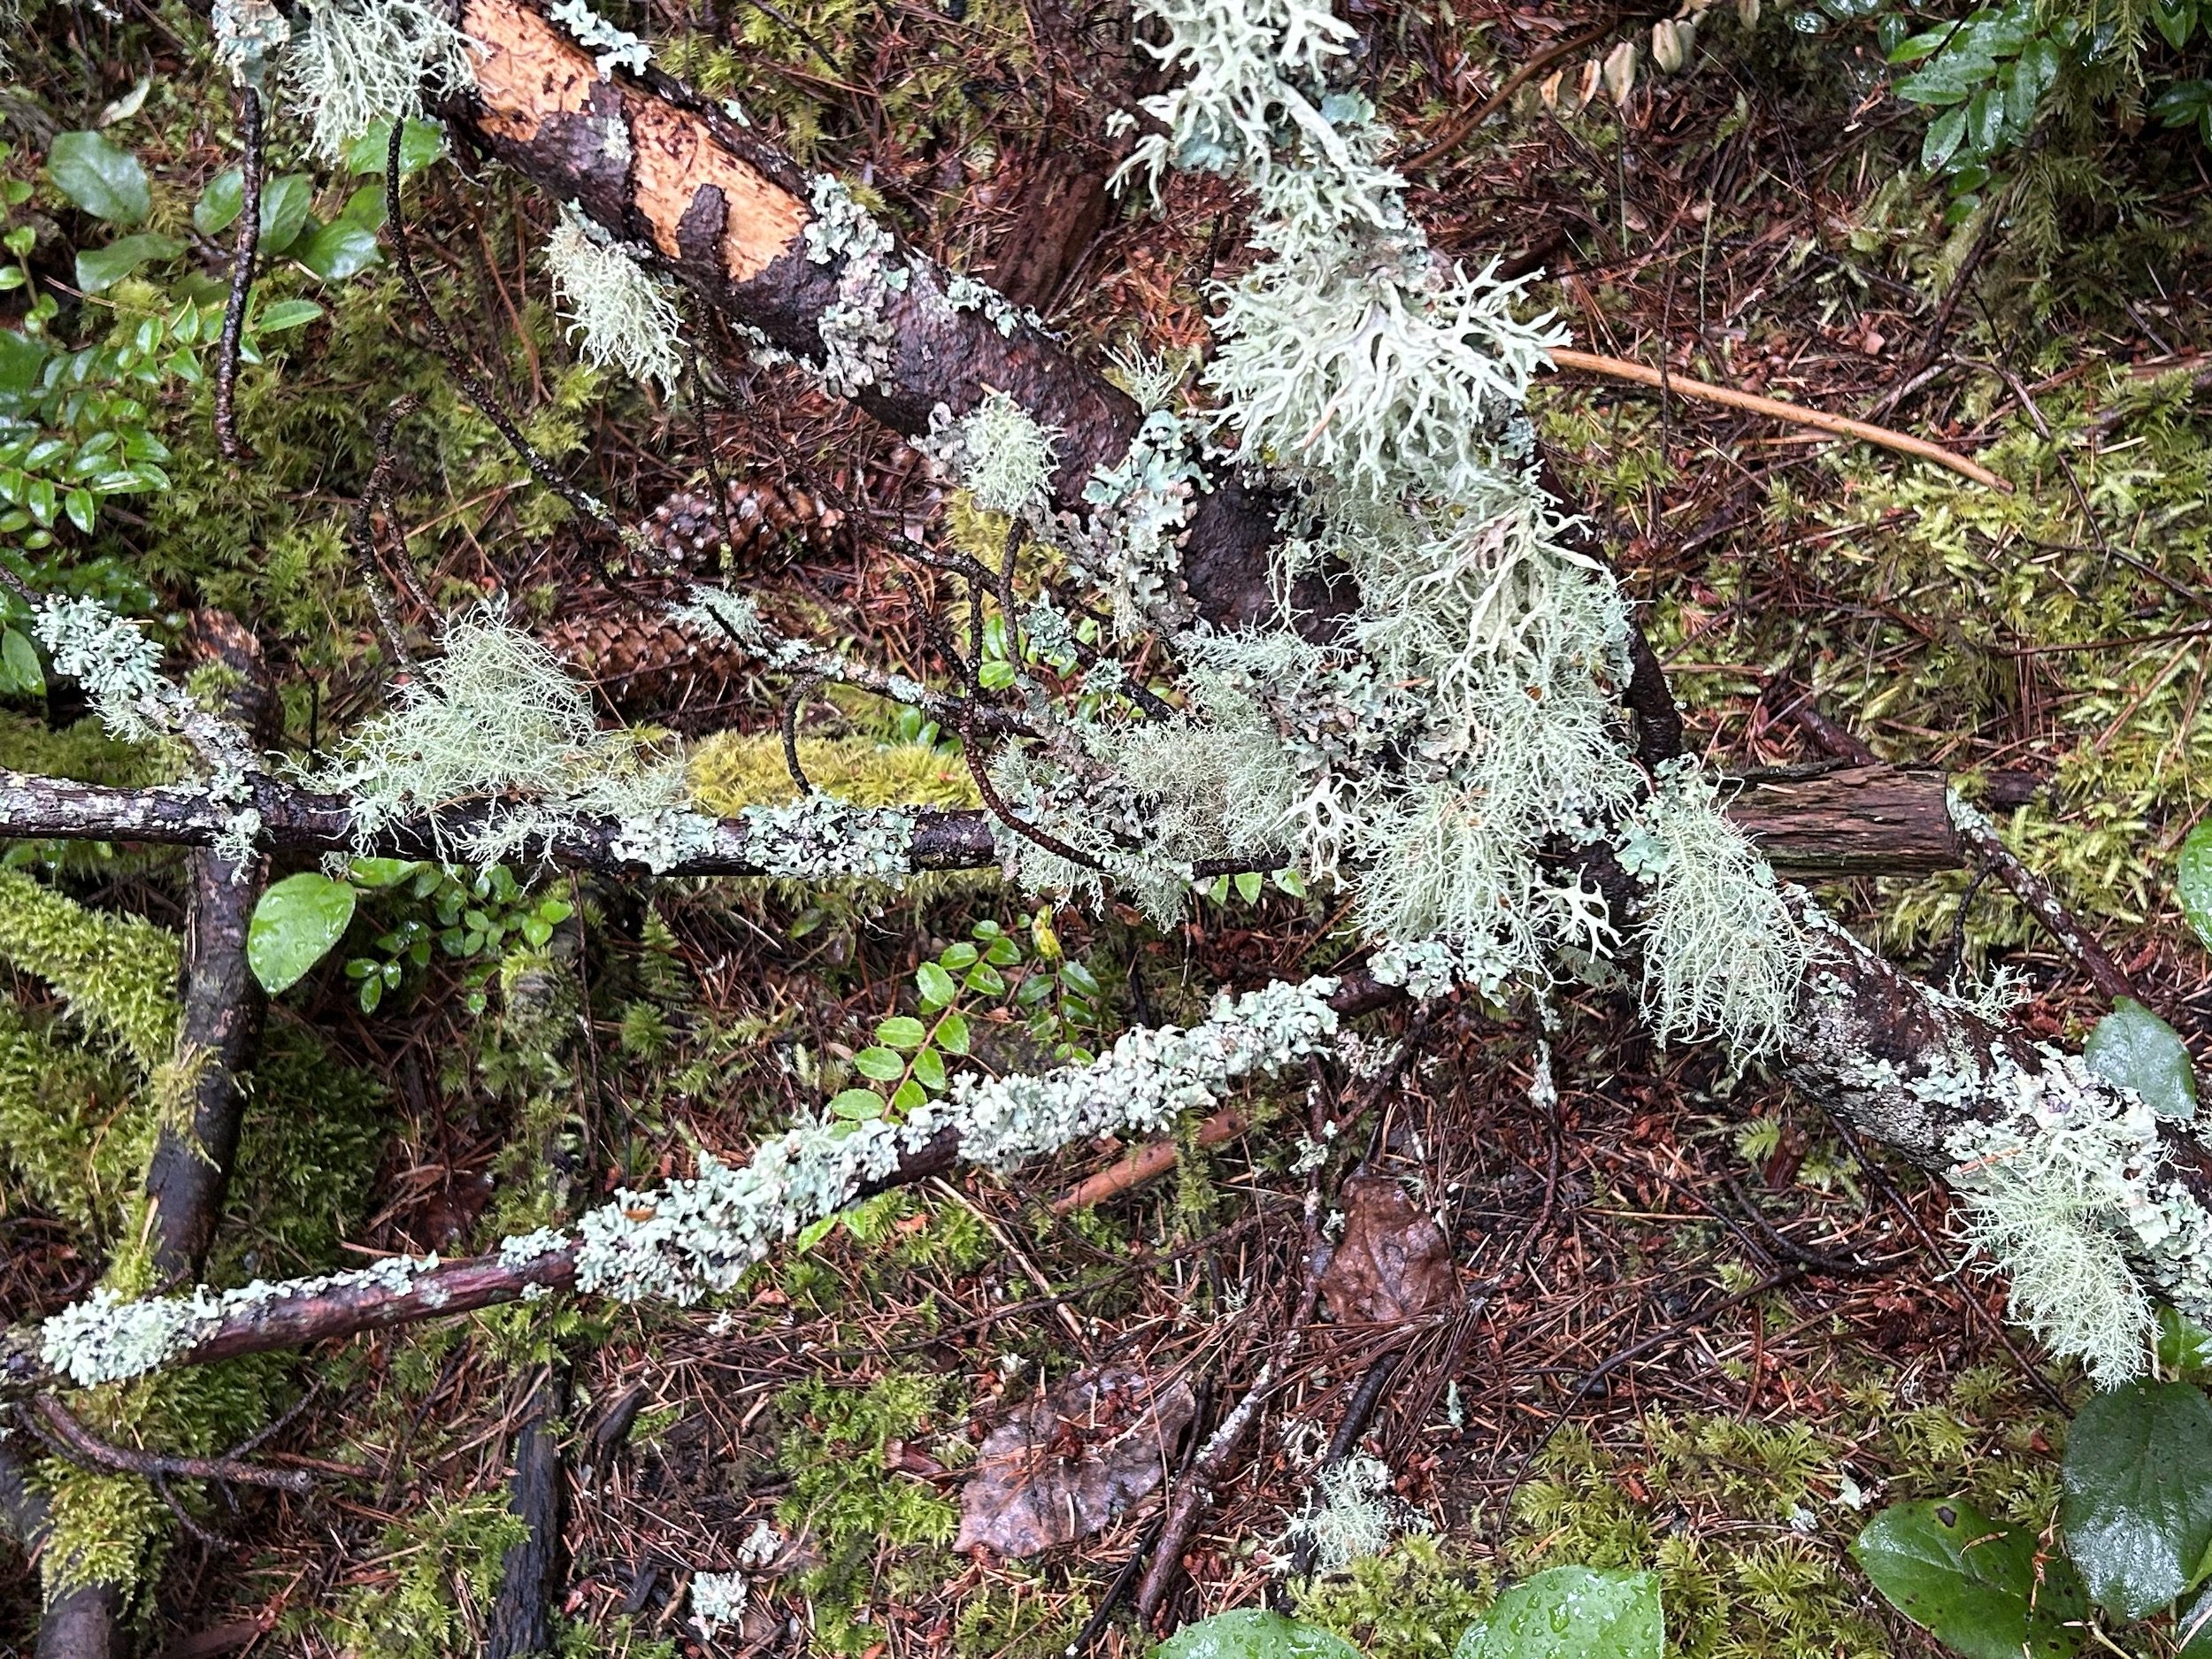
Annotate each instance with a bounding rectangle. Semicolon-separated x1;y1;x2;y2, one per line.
1548;347;2008;489
24;1396;315;1494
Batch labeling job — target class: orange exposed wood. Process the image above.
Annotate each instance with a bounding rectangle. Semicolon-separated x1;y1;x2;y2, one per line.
460;0;806;280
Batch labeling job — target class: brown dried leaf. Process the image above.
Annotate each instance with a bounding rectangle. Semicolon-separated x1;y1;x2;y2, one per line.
954;1363;1195;1558
1319;1176;1460;1324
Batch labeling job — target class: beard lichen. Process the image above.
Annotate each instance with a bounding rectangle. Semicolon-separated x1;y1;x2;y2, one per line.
544;204;686;393
284;0;477;161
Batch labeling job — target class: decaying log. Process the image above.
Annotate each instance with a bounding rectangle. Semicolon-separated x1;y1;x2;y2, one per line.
1724;763;1959;875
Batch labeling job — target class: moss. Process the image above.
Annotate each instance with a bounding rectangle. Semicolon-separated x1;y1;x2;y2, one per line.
772;1371;964;1655
0;710;168;787
0;869;180;1071
1293;1536;1495;1659
324;1493;531;1659
0;1000;148;1233
952;1573;1092;1659
687;731;981;813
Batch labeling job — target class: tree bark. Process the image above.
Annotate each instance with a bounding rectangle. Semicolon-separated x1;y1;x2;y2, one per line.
142;613;275;1279
487;1365;568;1659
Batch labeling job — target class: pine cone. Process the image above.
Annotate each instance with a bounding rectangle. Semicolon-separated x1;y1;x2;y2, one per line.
635;477;845;571
540;607;757;726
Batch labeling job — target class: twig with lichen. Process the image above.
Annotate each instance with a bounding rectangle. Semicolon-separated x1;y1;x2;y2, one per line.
212;87;262;464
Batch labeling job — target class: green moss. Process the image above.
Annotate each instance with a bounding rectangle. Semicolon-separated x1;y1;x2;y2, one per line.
772;1371;964;1655
1294;1536;1495;1659
0;869;180;1071
952;1572;1092;1659
0;1000;148;1233
324;1494;531;1659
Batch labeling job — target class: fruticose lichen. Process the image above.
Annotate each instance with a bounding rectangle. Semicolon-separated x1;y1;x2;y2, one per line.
1945;1048;2212;1383
303;605;697;867
285;0;477;161
1281;1453;1430;1572
544;204;685;392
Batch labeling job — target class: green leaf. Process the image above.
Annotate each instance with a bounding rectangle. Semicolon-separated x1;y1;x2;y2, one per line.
1234;870;1263;902
1156;1612;1362;1659
1923;104;1970;169
916;960;959;1008
48;131;150;226
889;1079;926;1114
257;173;315;256
2159;1306;2212;1384
74;232;183;295
2062;1380;2212;1619
344;118;447;175
828;1087;886;1120
62;488;93;534
193;167;243;235
795;1212;841;1251
935;1012;972;1055
854;1046;907;1081
2181;822;2212;950
295;219;382;280
0;629;43;696
1852;1501;2085;1659
878;1015;930;1050
984;935;1021;966
1452;1566;1663;1659
978;658;1017;689
911;1047;947;1091
247;871;359;994
2180;1584;2212;1658
2085;997;2200;1118
965;963;1007;995
940;941;979;970
1273;866;1308;896
1060;961;1102;997
349;856;422;889
257;298;325;334
0;328;45;400
2154;0;2198;50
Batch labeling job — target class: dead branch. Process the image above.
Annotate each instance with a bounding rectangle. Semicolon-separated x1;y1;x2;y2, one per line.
24;1396;315;1494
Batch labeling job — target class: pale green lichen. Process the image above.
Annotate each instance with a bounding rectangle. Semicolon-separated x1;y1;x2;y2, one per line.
938;392;1061;517
285;0;477;161
303;605;695;868
1281;1453;1429;1572
548;0;650;74
545;204;684;392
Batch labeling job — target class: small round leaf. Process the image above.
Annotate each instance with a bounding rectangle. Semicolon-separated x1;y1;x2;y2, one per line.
247;872;358;994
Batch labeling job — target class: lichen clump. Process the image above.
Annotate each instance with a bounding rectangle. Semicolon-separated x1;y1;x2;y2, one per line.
544;204;685;391
285;0;478;161
302;605;705;868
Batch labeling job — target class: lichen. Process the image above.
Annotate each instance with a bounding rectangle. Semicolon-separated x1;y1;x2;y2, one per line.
544;204;685;392
285;0;478;162
548;0;651;75
303;604;696;868
1280;1453;1429;1572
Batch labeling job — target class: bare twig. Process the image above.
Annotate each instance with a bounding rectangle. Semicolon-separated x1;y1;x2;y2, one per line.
1548;349;2008;488
213;87;263;464
27;1395;316;1493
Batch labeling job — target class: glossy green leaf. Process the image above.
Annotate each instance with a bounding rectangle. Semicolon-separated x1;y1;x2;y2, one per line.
978;657;1017;689
916;960;959;1008
257;173;315;256
935;1012;972;1055
878;1016;929;1050
48;131;150;226
965;963;1007;995
257;299;325;334
1452;1568;1661;1659
1923;104;1970;168
910;1047;947;1091
2062;1380;2212;1619
1852;1501;2084;1659
295;219;382;280
344;118;447;175
193;167;243;235
1234;870;1263;902
2180;1585;2212;1658
1156;1610;1362;1659
854;1046;906;1081
889;1079;926;1114
0;629;43;697
247;871;359;994
74;232;183;295
349;856;423;889
61;488;92;534
334;181;388;230
795;1211;841;1251
0;328;45;400
2181;822;2212;950
2085;998;2199;1118
828;1088;886;1120
2160;1306;2212;1383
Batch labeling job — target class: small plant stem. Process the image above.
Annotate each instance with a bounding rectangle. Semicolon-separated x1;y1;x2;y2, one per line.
213;87;263;464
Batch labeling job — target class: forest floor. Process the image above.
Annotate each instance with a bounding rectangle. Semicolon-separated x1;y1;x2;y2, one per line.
5;0;2212;1652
